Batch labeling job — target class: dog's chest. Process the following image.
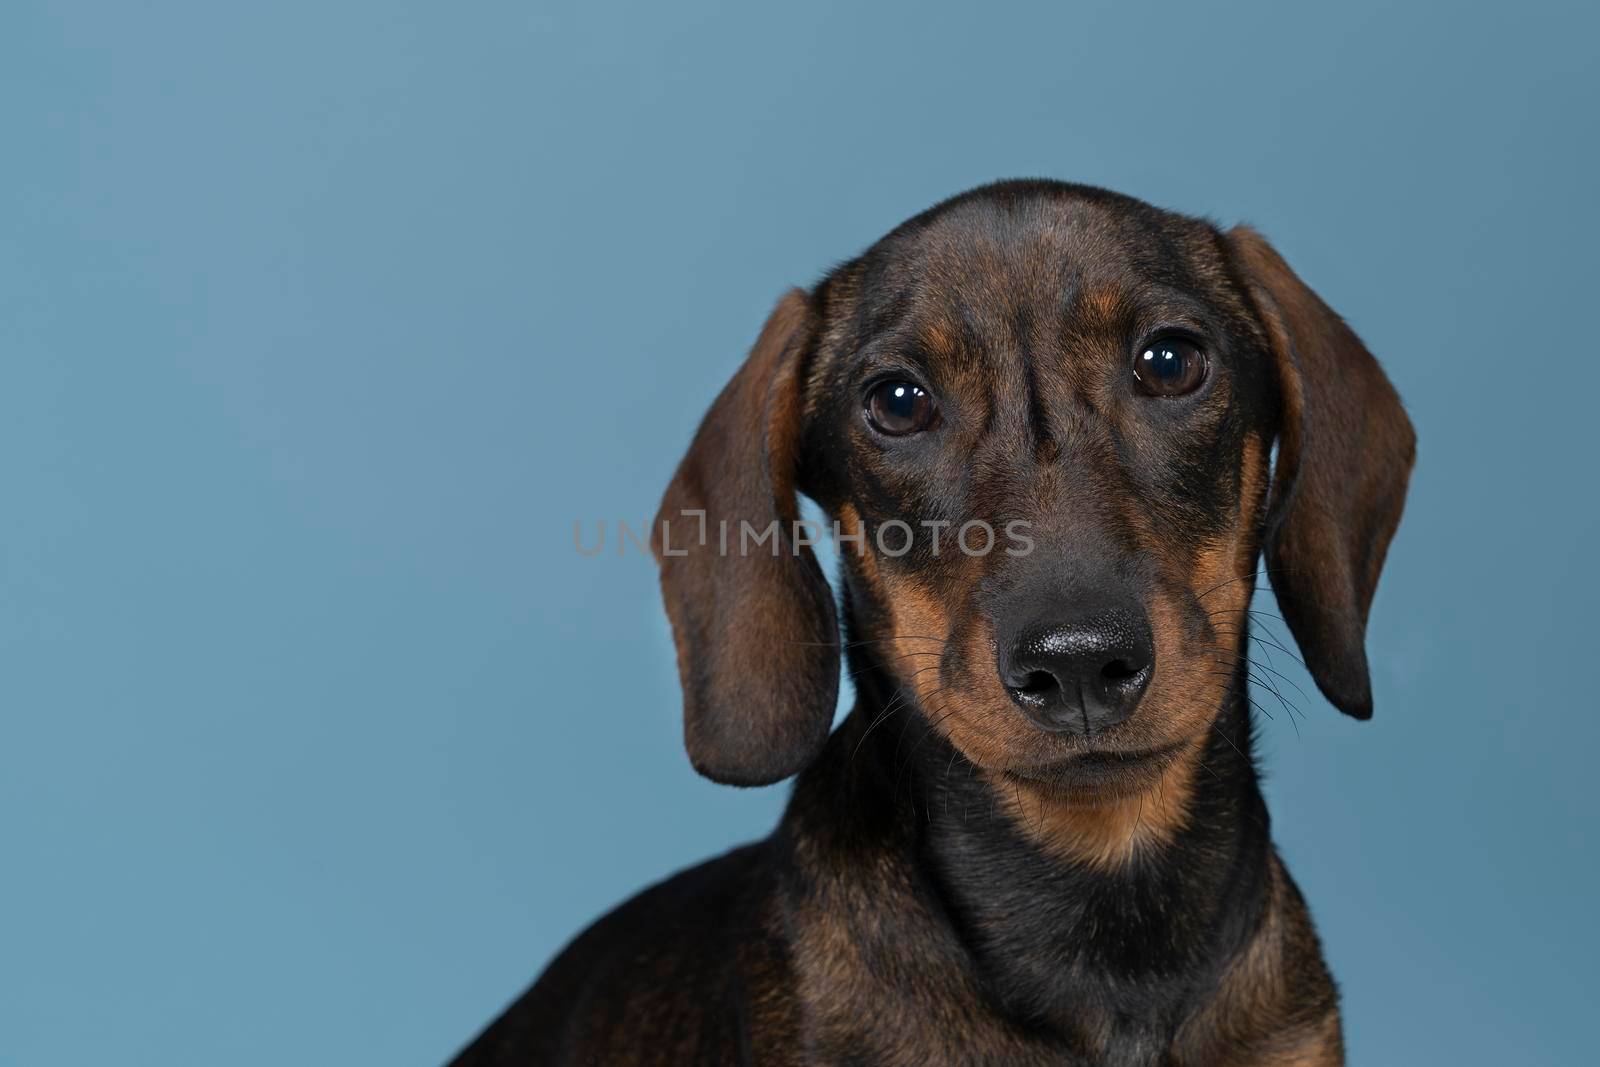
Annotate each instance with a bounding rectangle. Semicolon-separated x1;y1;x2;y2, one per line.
784;883;1207;1066
791;991;1189;1067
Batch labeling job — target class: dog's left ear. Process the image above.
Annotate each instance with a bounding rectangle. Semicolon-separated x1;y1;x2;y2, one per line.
652;289;840;786
1227;226;1416;720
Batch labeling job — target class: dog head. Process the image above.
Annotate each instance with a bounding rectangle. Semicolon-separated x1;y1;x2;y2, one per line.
655;181;1414;789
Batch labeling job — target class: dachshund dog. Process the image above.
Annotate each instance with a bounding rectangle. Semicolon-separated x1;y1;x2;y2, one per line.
455;180;1415;1065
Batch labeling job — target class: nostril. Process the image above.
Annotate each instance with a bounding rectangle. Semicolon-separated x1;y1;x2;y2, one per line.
1099;658;1144;684
1016;670;1059;696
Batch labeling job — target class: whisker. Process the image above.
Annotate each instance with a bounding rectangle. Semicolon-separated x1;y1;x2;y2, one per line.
1210;623;1308;670
898;697;963;809
892;683;959;774
1208;607;1291;625
850;688;919;763
1194;568;1284;602
1242;657;1312;706
844;651;943;682
1194;646;1312;709
797;634;947;649
1208;656;1306;725
1209;719;1250;763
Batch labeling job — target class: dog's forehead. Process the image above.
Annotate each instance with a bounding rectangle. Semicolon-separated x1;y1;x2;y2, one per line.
888;193;1215;307
829;186;1234;365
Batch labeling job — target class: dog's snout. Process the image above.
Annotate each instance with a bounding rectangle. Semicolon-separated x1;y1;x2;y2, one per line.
1000;609;1154;735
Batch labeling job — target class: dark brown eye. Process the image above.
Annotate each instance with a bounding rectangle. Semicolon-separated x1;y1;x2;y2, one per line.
1133;337;1208;397
866;380;936;435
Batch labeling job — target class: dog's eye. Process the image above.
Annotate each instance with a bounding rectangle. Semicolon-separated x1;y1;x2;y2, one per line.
1133;338;1208;397
866;380;936;435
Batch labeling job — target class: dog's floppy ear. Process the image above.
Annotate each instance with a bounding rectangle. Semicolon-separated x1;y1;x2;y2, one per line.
1227;227;1416;719
652;289;839;785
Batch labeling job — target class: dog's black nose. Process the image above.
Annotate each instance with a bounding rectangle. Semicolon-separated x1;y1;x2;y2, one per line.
1000;609;1154;735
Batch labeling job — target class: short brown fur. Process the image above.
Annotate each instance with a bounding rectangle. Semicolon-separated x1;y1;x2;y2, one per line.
455;181;1414;1067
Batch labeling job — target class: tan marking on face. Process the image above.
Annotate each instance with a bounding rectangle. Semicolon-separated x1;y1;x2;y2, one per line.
1105;429;1277;764
1075;284;1125;329
871;568;1222;871
916;613;1039;771
836;532;954;694
835;503;875;574
1191;434;1272;622
837;509;962;713
1175;434;1274;721
1143;592;1234;739
883;571;945;639
835;413;1278;879
901;599;1207;872
992;738;1203;868
956;442;1276;871
1234;435;1271;576
918;315;961;359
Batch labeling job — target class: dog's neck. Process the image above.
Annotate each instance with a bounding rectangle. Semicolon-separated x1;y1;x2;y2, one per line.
782;641;1275;1045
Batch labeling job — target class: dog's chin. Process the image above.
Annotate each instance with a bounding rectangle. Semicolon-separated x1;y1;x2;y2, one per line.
999;740;1188;803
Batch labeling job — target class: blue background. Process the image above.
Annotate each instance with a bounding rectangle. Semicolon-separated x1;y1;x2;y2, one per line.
4;2;1596;1064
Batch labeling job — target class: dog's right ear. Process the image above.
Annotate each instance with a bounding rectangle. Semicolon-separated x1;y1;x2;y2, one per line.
652;289;840;787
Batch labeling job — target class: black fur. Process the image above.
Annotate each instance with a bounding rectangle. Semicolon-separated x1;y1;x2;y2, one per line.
453;181;1413;1065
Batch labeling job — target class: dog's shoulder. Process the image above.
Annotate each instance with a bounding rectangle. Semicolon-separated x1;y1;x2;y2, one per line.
451;840;793;1066
1174;850;1344;1065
